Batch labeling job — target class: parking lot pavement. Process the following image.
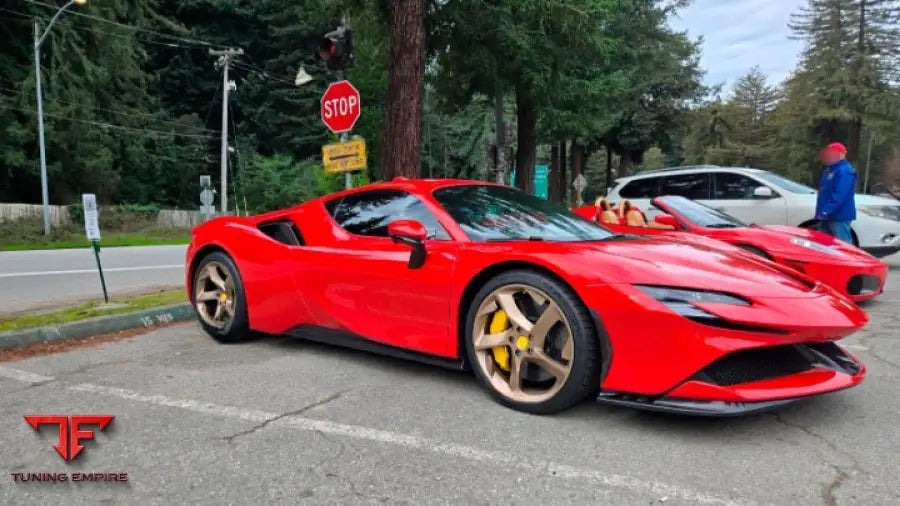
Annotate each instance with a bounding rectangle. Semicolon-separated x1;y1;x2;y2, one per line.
1;274;899;505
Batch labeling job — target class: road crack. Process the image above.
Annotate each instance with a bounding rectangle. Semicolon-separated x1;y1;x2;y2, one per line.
822;464;849;506
771;413;865;506
223;387;357;444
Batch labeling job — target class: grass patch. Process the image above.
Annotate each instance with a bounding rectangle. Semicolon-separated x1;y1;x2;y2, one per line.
0;215;190;251
0;289;187;332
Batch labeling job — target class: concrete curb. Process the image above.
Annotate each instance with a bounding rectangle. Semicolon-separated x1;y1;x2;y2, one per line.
0;303;195;351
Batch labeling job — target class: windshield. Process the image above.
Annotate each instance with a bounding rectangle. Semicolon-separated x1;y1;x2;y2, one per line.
432;184;615;242
656;195;747;228
752;171;816;194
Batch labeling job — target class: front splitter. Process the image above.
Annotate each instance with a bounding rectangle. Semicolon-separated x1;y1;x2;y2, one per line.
596;391;798;417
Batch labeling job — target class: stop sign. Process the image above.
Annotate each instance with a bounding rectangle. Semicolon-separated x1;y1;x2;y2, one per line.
321;80;361;134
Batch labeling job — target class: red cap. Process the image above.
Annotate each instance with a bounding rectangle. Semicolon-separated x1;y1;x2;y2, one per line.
825;142;847;154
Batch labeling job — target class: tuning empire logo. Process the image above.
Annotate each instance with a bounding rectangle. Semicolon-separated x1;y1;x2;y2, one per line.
11;415;128;484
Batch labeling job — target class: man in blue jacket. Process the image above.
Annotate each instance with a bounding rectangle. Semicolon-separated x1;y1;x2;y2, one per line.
815;142;857;243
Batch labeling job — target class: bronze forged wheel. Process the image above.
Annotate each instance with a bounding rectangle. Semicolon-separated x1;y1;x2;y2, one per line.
193;251;251;343
195;261;237;329
465;270;601;414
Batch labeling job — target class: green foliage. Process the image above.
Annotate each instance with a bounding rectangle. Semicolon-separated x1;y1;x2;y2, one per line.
238;152;371;213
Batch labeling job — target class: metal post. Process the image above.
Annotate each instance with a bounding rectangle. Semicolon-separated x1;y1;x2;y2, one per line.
336;68;352;190
210;48;243;214
34;21;51;236
92;240;109;304
31;0;80;235
220;57;230;214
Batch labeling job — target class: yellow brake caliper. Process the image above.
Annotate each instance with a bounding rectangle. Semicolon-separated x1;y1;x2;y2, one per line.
489;310;511;371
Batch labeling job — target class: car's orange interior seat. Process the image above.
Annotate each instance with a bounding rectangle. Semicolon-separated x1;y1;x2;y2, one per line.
618;200;648;227
594;197;620;225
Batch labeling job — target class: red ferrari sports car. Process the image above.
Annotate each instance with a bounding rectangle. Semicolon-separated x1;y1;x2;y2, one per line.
186;179;867;416
571;195;888;302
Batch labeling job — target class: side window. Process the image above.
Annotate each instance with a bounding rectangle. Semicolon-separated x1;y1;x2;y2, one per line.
661;173;711;199
325;190;452;240
619;177;662;199
713;173;764;200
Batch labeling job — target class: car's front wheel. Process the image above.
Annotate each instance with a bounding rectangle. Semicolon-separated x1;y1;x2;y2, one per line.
464;270;601;414
192;251;251;343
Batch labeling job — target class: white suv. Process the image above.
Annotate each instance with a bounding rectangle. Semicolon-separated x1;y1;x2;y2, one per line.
606;165;900;258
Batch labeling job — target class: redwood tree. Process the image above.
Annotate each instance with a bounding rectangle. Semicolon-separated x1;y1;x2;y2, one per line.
381;0;426;179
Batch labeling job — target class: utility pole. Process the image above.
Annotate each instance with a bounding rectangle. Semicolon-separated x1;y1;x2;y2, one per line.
209;48;243;214
34;21;51;235
33;0;87;235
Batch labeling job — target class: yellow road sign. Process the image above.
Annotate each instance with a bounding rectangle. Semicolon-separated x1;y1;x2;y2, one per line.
323;139;367;174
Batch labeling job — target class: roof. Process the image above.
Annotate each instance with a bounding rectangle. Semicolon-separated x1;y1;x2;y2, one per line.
618;165;765;181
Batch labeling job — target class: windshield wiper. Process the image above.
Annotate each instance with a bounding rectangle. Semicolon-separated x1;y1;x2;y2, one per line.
528;236;544;241
704;224;739;228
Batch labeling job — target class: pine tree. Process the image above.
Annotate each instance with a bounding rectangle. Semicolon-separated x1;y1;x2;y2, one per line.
788;0;900;164
731;66;780;124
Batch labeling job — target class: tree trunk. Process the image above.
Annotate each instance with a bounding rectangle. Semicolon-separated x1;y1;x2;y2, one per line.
381;0;425;179
558;140;567;204
848;119;862;168
847;0;866;168
514;83;537;194
549;144;561;202
570;141;584;180
619;153;635;177
605;148;613;194
494;81;506;184
571;141;584;204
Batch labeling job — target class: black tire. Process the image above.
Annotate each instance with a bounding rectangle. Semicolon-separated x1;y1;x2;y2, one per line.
464;269;601;415
191;251;252;343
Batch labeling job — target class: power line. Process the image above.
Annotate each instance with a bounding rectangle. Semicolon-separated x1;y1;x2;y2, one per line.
0;104;218;139
3;6;208;49
0;85;220;134
231;61;297;86
24;0;227;49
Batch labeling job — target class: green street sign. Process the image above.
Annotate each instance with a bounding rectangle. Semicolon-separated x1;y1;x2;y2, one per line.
509;165;549;200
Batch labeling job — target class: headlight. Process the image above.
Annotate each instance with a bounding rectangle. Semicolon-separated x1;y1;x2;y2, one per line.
858;205;900;222
790;237;838;254
635;285;749;320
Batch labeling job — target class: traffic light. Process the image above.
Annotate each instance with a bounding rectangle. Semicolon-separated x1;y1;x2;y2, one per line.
317;26;354;71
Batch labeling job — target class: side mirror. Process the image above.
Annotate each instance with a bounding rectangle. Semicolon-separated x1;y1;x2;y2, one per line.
753;186;775;199
388;219;427;269
654;214;678;227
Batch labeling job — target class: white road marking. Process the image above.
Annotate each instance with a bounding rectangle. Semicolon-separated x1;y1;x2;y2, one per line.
0;264;183;278
0;365;55;384
64;381;746;506
0;366;747;505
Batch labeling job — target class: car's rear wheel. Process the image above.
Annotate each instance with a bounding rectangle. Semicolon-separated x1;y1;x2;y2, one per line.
192;251;251;343
464;270;601;414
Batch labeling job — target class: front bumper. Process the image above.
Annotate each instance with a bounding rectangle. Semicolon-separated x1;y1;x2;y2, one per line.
856;216;900;258
597;342;865;416
780;257;888;302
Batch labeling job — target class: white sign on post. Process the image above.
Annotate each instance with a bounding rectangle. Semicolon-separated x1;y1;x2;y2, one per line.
82;193;101;241
572;174;588;192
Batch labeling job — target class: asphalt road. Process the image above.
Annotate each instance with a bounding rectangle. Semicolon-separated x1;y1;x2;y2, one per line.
0;245;186;315
1;266;899;504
